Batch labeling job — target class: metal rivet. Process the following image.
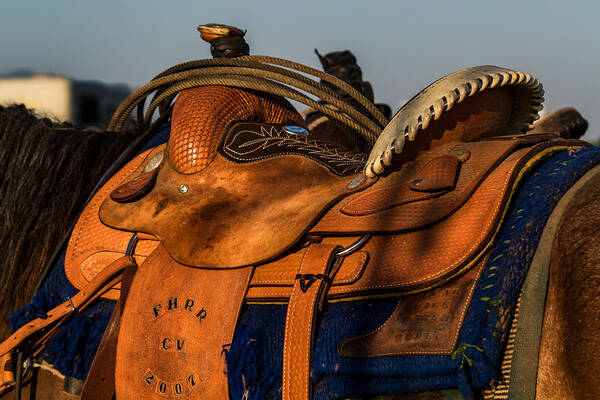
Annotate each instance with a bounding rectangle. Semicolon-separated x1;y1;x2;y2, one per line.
347;176;365;189
412;178;423;186
284;125;309;135
179;184;189;194
144;152;164;172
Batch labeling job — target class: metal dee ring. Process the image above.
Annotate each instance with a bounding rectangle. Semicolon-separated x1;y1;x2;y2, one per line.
335;234;371;257
66;297;75;312
125;233;139;256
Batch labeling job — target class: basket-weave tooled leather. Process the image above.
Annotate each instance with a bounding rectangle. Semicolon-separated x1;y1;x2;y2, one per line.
169;86;305;174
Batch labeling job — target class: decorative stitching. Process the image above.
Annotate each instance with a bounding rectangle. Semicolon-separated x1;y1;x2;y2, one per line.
337;254;487;356
219;124;366;176
64;148;156;295
282;245;335;399
250;252;367;286
327;146;571;294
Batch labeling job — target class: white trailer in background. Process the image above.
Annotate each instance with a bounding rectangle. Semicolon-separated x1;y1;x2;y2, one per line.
0;72;130;129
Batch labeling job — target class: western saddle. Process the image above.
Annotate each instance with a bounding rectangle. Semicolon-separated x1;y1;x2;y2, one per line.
0;48;587;399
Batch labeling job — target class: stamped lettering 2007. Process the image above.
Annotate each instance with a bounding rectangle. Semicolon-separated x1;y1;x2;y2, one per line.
140;296;207;397
143;368;198;397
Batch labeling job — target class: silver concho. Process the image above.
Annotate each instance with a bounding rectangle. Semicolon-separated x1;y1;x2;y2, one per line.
144;152;164;173
347;176;365;190
284;125;309;135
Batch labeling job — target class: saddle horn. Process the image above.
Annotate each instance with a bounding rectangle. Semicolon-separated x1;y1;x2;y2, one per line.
197;23;250;59
168;85;304;174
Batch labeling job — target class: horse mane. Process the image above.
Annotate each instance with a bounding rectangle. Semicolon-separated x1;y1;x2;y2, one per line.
0;105;138;337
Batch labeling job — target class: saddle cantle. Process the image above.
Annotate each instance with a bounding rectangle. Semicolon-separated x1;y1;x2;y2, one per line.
365;65;544;176
1;58;589;400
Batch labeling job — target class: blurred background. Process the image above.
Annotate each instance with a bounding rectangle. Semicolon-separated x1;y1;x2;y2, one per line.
1;0;598;139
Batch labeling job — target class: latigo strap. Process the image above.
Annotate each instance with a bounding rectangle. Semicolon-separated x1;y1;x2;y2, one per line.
0;255;133;360
282;243;341;400
79;262;138;399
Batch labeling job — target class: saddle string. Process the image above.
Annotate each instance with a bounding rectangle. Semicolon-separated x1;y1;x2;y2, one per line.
109;56;388;146
11;353;37;400
13;352;22;400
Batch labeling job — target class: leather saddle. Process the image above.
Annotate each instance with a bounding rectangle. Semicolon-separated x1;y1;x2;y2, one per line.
0;63;586;399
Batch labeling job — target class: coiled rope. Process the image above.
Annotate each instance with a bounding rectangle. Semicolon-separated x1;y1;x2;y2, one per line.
108;56;389;145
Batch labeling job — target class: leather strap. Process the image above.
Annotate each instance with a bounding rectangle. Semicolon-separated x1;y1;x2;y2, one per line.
0;256;133;359
0;352;14;396
282;243;340;400
80;262;138;400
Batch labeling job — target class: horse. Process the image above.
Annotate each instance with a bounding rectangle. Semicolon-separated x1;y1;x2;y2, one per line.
0;104;142;398
0;37;599;399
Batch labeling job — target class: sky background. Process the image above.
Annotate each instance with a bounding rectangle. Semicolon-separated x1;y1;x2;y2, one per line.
1;0;599;139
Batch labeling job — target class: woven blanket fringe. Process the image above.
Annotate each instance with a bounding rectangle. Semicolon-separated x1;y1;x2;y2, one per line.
453;343;496;399
224;331;281;400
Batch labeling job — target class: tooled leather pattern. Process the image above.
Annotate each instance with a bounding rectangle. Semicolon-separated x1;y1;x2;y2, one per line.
169;86;305;174
219;122;368;176
65;148;160;300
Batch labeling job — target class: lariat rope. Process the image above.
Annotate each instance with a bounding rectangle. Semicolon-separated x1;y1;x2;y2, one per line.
108;56;389;144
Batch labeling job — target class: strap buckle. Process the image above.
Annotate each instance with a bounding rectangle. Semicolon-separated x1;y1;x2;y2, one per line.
65;296;76;317
125;233;139;256
294;235;371;292
295;274;333;293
